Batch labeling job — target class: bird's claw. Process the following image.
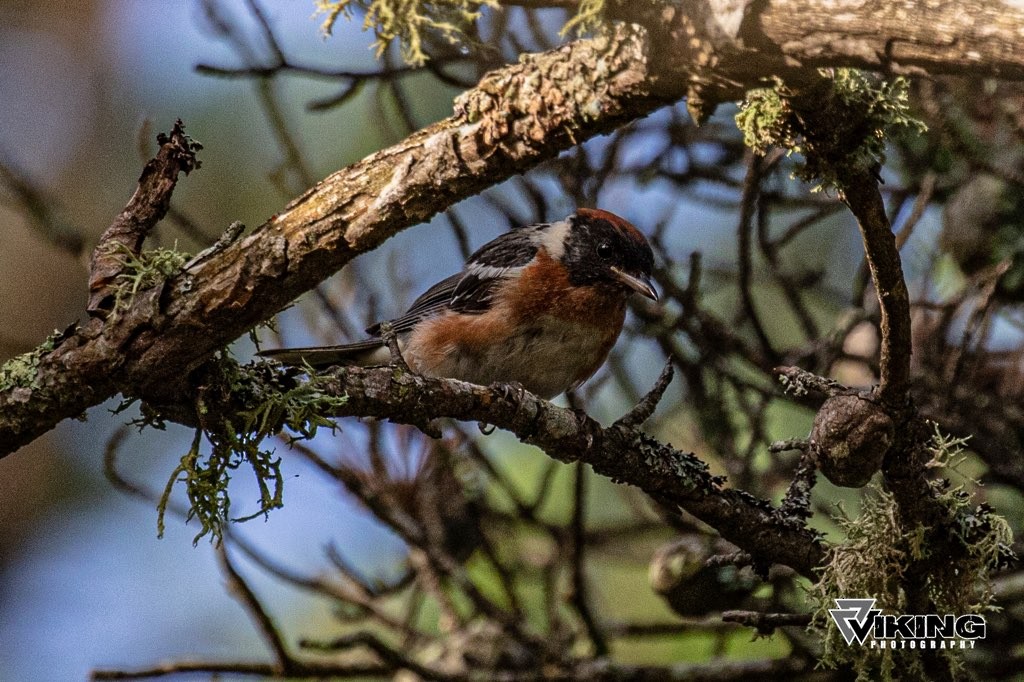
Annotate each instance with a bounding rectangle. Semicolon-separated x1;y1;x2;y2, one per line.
476;381;531;437
496;380;528;406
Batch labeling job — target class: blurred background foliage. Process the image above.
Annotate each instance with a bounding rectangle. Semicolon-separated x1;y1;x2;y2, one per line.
2;1;1024;680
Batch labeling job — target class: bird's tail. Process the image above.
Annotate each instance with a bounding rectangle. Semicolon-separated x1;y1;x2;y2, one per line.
258;339;387;369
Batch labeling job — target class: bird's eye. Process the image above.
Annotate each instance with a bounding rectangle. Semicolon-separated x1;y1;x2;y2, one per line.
597;242;613;259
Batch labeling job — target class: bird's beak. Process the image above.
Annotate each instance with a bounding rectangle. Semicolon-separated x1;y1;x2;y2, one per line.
610;266;658;301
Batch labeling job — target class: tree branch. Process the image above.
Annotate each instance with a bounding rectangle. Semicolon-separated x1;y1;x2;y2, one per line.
87;120;202;315
839;169;912;402
753;0;1024;78
302;365;825;577
4;0;1024;457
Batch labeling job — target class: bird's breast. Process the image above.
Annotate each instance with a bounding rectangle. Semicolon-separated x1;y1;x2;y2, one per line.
402;251;631;397
404;302;625;399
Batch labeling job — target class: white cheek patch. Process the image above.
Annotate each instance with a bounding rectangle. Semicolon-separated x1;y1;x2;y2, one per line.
538;218;571;260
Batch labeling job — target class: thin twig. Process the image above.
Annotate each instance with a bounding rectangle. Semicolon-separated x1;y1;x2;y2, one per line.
721;610;812;632
613;361;674;430
840;169;913;402
568;462;609;655
300;632;458;681
217;544;296;675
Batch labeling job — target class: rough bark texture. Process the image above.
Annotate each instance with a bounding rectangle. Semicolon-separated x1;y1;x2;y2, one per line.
86;121;202;315
755;0;1024;78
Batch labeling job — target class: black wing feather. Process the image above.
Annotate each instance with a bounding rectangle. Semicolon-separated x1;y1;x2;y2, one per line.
369;224;544;331
449;272;505;314
465;223;544;268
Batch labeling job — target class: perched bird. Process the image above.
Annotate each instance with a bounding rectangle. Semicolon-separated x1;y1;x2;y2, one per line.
260;208;657;399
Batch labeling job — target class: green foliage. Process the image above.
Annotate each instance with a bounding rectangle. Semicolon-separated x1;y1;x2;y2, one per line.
0;330;62;392
109;243;189;314
809;426;1014;680
736;69;926;192
155;356;348;544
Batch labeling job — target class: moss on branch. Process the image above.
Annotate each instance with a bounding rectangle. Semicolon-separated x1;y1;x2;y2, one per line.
736;69;925;192
141;356;348;543
810;427;1014;679
314;0;615;65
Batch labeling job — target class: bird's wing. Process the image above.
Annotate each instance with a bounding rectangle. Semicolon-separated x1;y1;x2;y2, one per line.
369;225;545;332
449;225;542;313
261;224;549;368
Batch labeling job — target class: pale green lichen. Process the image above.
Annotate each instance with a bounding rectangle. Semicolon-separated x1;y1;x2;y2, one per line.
314;0;612;65
108;243;189;314
808;426;1014;680
736;69;926;192
151;356;348;544
560;0;606;36
314;0;499;66
0;330;62;392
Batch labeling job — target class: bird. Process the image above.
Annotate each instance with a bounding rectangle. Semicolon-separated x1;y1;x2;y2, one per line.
259;208;657;399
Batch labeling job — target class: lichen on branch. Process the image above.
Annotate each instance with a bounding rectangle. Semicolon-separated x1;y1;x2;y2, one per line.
107;243;190;317
144;357;348;543
0;329;69;395
313;0;610;65
314;0;500;65
809;427;1014;678
735;69;925;192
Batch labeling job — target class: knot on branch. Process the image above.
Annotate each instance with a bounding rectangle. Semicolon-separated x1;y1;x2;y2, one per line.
648;534;758;617
810;393;894;488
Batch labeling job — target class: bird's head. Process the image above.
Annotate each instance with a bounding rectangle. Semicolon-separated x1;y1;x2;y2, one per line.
555;207;658;301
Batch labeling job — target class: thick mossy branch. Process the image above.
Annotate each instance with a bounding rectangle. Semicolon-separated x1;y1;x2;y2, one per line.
736;69;925;192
